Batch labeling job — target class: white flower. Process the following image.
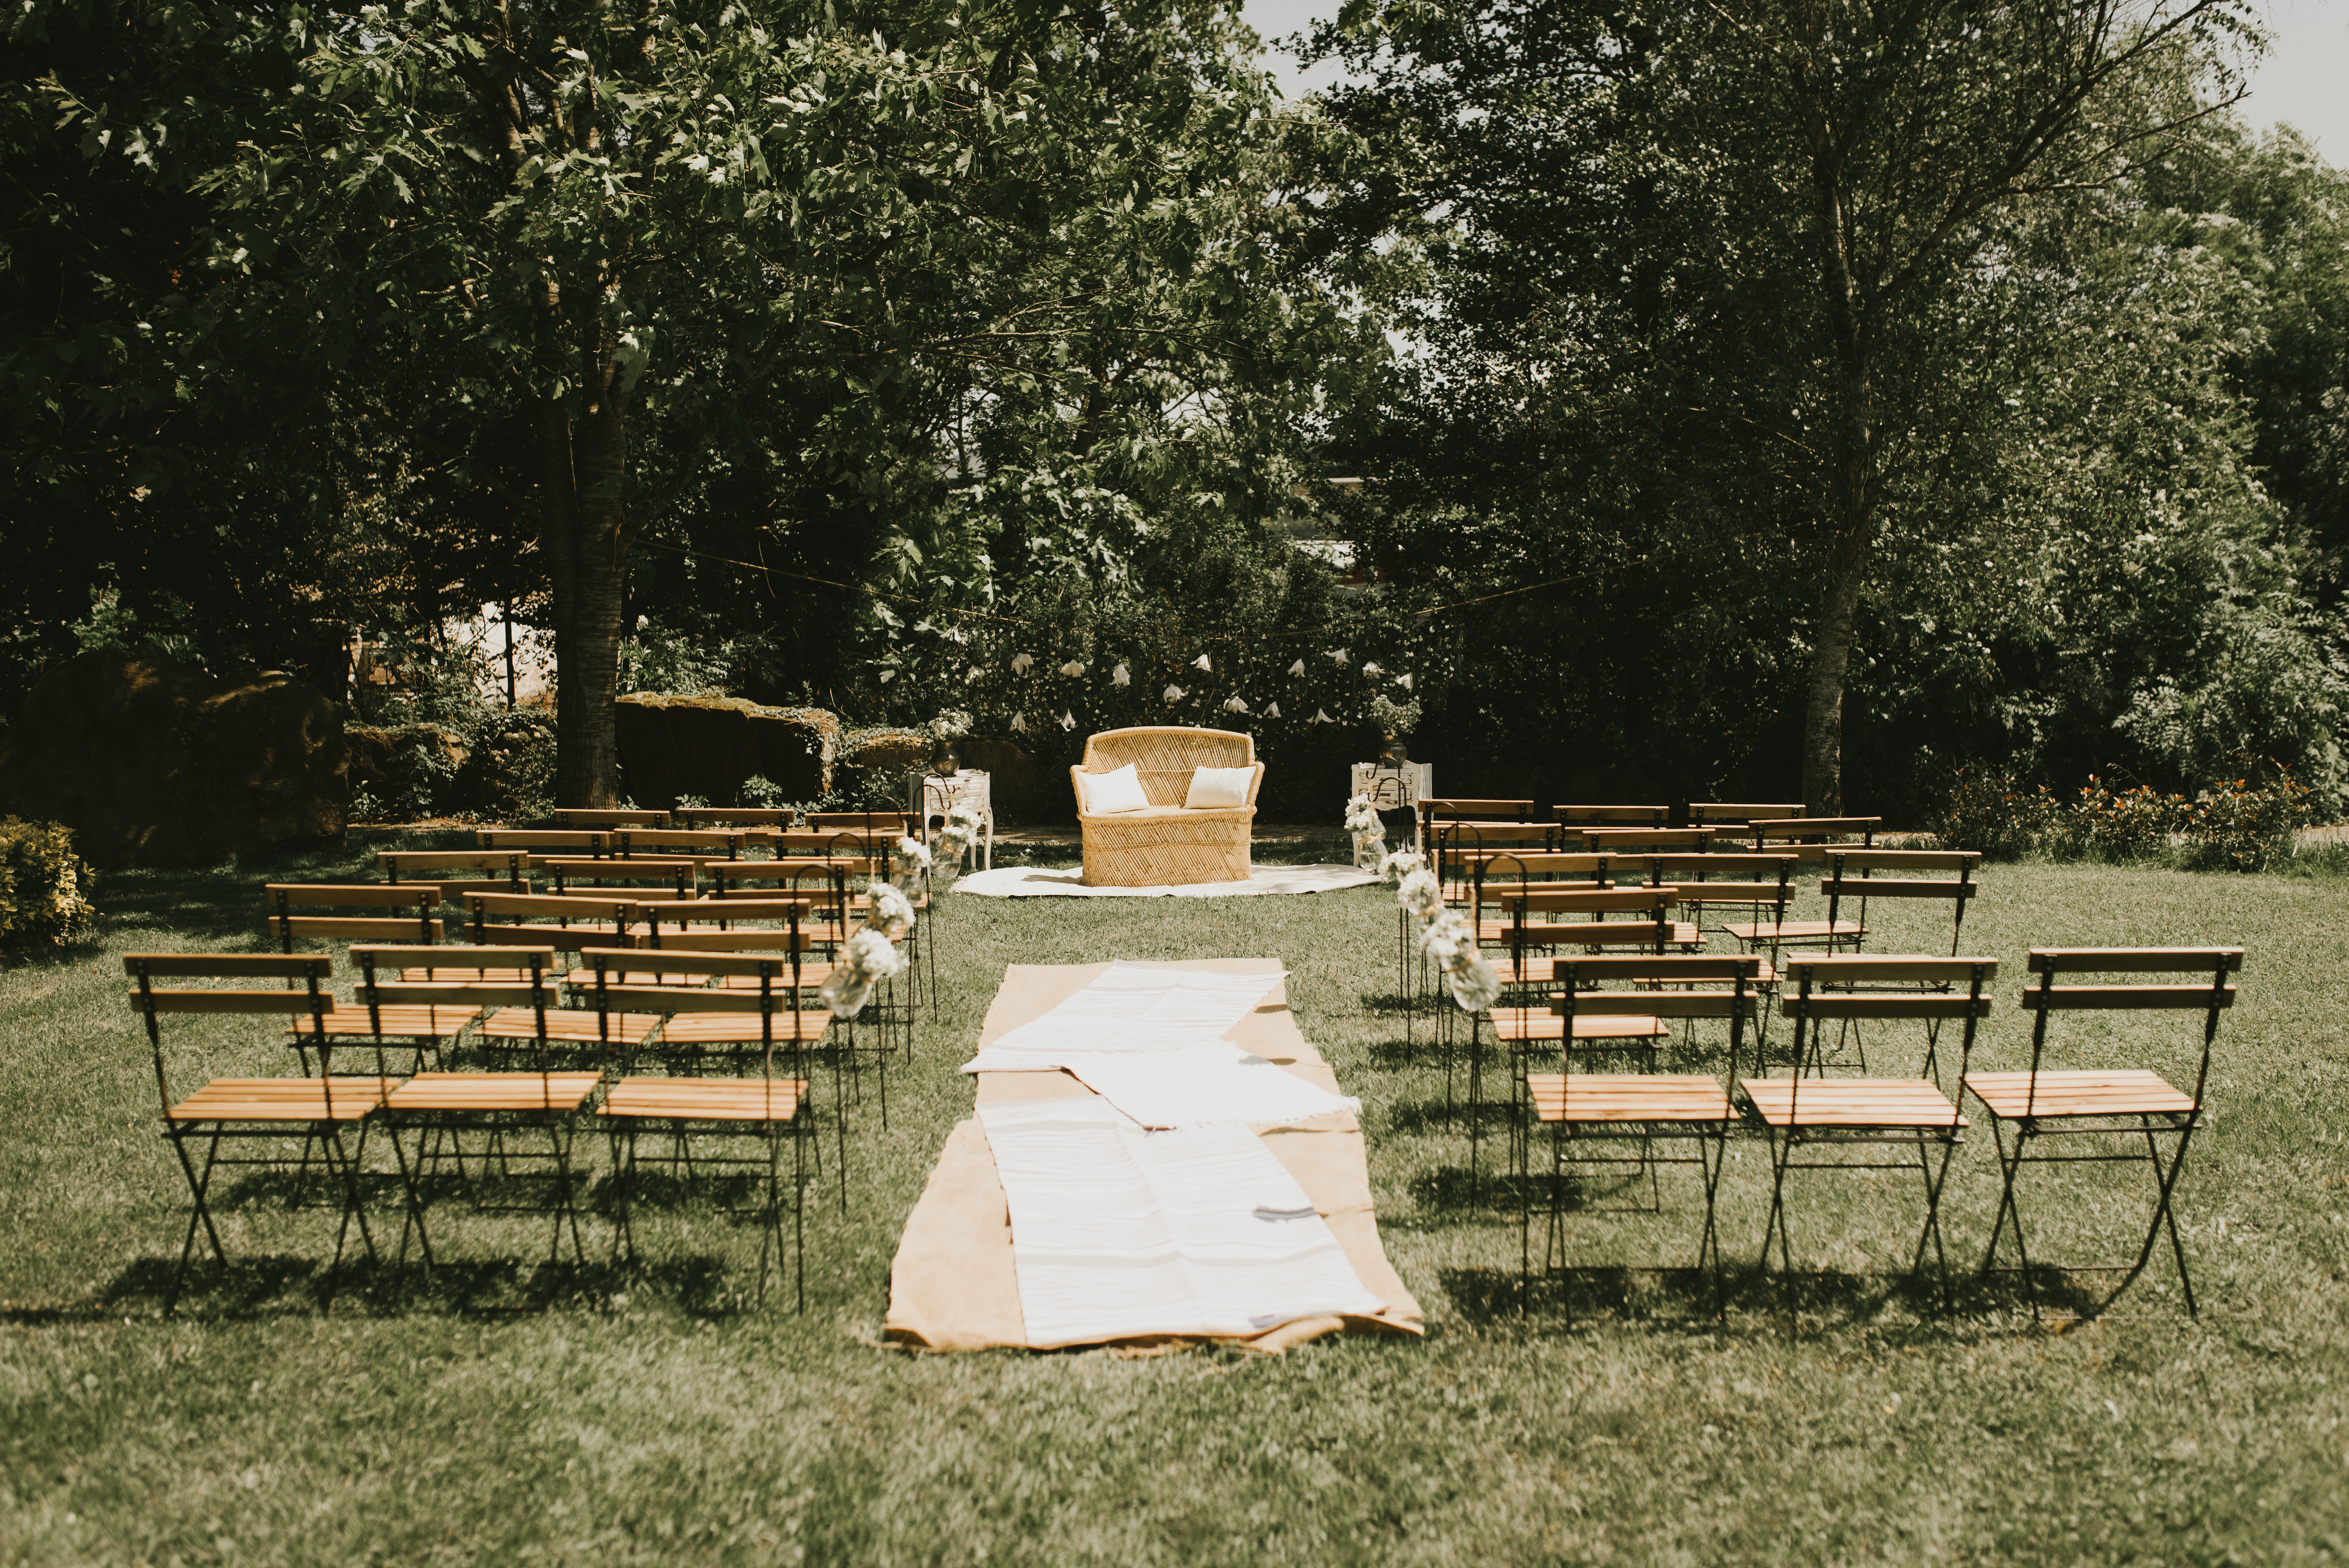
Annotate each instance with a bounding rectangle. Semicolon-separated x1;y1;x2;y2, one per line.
1362;661;1383;677
1059;659;1086;678
1058;710;1076;731
1396;866;1441;915
1445;950;1502;1013
1343;793;1382;835
1264;702;1282;718
1112;663;1130;686
946;802;983;832
1164;685;1185;702
966;665;985;684
1011;712;1028;733
864;881;915;940
1224;695;1249;713
1191;654;1211;671
845;927;905;980
891;836;933;884
1288;659;1307;677
1328;648;1349;666
1011;652;1035;674
636;615;649;631
1310;708;1334;724
1395;673;1413;691
1417;907;1472;967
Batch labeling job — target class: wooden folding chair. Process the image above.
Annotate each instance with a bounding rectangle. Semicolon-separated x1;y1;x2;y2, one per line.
127;954;392;1314
1632;853;1798;941
1419;799;1539;900
478;828;611;856
1964;947;2239;1321
362;948;603;1273
607;827;752;861
583;949;842;1252
1743;955;1996;1308
1519;960;1757;1319
1721;819;1880;958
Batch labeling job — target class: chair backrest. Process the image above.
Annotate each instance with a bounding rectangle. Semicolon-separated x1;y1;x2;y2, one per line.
1690;802;1805;829
538;857;699;900
462;892;643;948
126;953;337;1113
577;948;817;1073
1576;827;1720;853
608;828;748;859
264;884;440;949
1814;848;1982;951
2018;948;2241;1116
1458;850;1614;889
353;944;560;1056
674;807;798;828
1553;954;1763;1066
1752;815;1880;849
807;811;915;835
1080;727;1257;809
1553;804;1670;827
553;807;671;829
378;851;532;891
1777;955;1998;1095
1493;886;1677;956
1419;797;1533;821
707;857;863;898
642;889;834;953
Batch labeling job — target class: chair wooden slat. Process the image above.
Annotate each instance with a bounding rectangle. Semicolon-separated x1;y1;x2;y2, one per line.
125;953;333;978
128;990;336;1016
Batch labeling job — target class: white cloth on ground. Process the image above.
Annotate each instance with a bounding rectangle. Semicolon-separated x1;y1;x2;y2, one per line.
960;960;1283;1073
1056;1044;1359;1130
977;1096;1387;1347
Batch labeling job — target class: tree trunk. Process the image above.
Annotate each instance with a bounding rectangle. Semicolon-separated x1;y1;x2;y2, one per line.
1801;521;1870;815
1798;93;1876;818
535;354;631;811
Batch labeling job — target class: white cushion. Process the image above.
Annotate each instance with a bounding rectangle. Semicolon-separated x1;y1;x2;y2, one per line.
1183;765;1254;809
1082;763;1150;814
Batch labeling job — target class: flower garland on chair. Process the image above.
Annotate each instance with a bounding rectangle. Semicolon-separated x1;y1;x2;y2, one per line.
817;837;929;1018
1391;854;1501;1012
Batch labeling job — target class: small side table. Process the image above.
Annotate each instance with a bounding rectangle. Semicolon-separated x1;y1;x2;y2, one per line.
913;769;995;871
1352;761;1432;848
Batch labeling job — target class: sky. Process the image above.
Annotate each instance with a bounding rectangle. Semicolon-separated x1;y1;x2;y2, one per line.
1237;0;2349;165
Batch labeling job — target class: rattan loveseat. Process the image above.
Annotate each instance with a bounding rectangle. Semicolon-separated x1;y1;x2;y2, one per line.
1071;727;1265;887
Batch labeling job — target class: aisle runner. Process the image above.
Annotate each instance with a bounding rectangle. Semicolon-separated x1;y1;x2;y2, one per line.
884;958;1425;1352
978;1097;1388;1347
960;959;1356;1128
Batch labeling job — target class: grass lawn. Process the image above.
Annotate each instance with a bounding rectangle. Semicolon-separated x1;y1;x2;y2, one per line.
3;834;2347;1564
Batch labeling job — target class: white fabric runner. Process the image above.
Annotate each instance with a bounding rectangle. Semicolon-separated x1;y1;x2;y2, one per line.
977;1096;1388;1347
1056;1044;1359;1130
961;960;1284;1073
952;862;1379;898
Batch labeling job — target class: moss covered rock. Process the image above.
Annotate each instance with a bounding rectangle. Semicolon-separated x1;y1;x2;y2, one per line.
615;695;838;809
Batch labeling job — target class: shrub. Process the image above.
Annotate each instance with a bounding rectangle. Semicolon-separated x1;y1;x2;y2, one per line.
0;818;99;950
2180;767;2318;871
2056;778;2194;862
1921;767;2061;860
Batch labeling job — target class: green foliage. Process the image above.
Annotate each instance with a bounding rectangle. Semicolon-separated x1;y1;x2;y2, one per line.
617;619;734;700
1926;760;2316;871
0;816;98;949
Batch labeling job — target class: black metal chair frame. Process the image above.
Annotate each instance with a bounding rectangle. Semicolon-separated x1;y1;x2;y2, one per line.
130;953;379;1315
1518;965;1754;1322
1967;947;2238;1322
1750;957;1994;1309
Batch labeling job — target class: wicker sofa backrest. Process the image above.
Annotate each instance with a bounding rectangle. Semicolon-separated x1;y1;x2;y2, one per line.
1080;727;1257;808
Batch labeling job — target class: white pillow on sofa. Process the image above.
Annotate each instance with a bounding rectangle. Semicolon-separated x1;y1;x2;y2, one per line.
1082;763;1151;814
1183;764;1255;809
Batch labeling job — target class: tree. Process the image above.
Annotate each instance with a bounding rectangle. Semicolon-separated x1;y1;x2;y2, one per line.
29;0;1330;803
1312;0;2258;810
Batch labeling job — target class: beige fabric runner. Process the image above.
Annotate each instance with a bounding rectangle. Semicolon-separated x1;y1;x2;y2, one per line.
884;958;1425;1352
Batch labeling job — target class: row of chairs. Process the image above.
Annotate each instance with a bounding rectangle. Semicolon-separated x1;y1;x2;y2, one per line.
1508;946;2236;1324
